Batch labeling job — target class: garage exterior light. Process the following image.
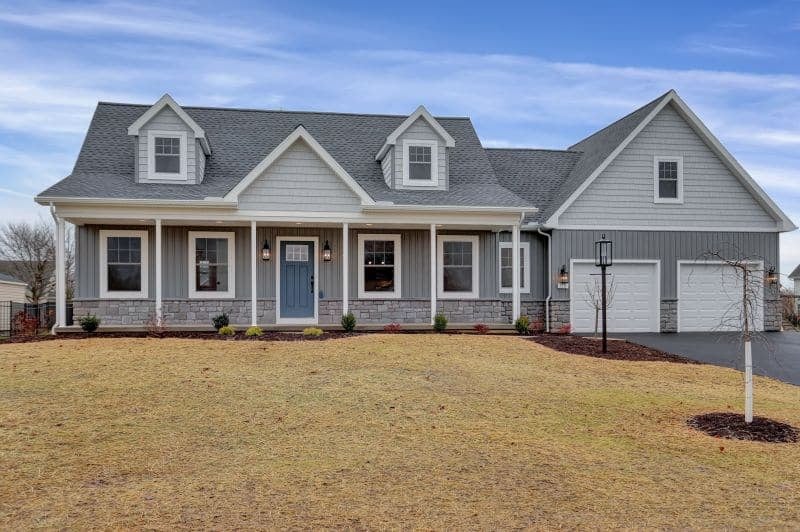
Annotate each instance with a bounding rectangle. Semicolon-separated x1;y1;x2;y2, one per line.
595;234;612;267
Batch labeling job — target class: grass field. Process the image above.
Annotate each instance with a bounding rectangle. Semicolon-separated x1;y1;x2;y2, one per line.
1;335;799;529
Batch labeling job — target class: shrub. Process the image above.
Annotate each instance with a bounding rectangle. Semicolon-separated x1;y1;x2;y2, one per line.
433;313;448;333
245;326;263;337
218;325;236;336
211;313;230;331
383;323;402;334
79;314;100;333
557;323;573;335
529;319;545;334
473;323;490;335
341;312;357;333
514;315;530;335
302;327;324;337
12;311;39;337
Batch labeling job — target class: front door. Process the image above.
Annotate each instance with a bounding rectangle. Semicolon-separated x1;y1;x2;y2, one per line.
280;240;315;319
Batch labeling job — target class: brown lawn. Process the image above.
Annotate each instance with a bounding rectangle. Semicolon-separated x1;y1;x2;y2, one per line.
1;335;799;529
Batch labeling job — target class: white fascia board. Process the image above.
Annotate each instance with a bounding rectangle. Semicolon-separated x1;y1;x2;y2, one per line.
35;196;237;208
375;105;456;161
544;91;674;226
224;125;375;205
127;93;211;155
362;204;537;214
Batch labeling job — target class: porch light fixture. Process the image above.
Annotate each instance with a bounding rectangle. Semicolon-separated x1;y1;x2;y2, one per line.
322;240;332;262
766;267;778;286
557;265;569;288
261;240;271;261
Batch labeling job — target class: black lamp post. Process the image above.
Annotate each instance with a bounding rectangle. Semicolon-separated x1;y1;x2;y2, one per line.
595;234;613;353
261;240;271;261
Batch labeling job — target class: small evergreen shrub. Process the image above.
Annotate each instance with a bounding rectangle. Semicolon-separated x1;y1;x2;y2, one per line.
433;313;448;333
383;323;402;333
245;326;263;337
341;312;357;333
211;313;230;331
473;323;490;335
514;315;531;335
218;325;236;336
302;327;324;337
79;314;100;333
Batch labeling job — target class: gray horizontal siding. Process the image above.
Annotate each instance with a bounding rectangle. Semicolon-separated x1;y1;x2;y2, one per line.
559;103;778;229
550;229;779;299
238;138;362;213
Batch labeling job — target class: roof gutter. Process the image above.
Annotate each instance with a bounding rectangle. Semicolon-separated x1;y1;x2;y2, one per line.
35;196;238;208
362;204;538;215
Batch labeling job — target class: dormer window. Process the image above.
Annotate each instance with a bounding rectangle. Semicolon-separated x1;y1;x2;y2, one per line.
147;130;187;180
402;139;438;186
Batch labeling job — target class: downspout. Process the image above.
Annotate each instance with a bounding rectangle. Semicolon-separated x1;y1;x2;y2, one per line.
536;226;552;333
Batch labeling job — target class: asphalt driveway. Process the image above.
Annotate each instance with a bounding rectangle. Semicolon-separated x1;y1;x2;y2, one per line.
617;332;800;386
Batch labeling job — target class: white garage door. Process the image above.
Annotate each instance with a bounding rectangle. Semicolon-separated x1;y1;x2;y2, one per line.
678;262;764;332
570;262;660;333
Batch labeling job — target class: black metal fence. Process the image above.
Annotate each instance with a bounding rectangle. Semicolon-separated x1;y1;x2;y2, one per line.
0;301;73;337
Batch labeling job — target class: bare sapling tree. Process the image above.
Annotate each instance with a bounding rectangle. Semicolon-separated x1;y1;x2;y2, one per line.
584;276;616;337
0;218;74;304
696;248;772;424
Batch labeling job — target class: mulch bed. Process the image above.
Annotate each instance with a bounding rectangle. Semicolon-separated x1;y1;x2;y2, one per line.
529;334;700;364
0;330;362;344
687;412;799;443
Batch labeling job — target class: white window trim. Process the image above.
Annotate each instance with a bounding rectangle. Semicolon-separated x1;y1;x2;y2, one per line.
653;155;684;204
99;229;149;299
147;130;188;181
437;235;480;299
402;139;438;187
357;233;402;299
188;231;235;299
498;241;530;294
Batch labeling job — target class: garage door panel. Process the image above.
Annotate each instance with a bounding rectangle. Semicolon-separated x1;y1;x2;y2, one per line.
571;262;659;333
678;263;763;332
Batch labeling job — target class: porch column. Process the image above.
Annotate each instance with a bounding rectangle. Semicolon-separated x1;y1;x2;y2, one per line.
54;215;66;329
430;223;437;325
512;223;521;321
250;221;258;326
155;218;162;326
342;222;349;316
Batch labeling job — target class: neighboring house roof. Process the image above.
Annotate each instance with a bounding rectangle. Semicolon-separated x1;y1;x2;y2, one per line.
0;272;26;285
486;148;582;223
38;103;531;209
790;265;800;279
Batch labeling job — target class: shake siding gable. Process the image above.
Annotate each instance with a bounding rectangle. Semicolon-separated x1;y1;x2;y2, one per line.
559;103;777;229
238;138;362;213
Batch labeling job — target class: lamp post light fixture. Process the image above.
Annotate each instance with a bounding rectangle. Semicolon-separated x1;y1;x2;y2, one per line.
322;240;332;262
260;240;271;261
594;234;613;353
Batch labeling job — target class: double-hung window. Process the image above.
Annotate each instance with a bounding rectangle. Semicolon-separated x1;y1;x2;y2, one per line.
654;155;683;203
99;230;148;298
147;130;187;180
499;241;530;293
358;234;401;298
438;235;479;299
402;139;438;186
188;231;235;298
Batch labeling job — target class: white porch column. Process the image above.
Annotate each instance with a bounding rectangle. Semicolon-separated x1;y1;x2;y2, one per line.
342;222;349;316
251;221;258;326
430;223;437;325
54;215;66;329
155;218;162;326
512;223;521;321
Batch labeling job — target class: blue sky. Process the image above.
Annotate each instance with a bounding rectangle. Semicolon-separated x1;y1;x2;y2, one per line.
0;0;799;278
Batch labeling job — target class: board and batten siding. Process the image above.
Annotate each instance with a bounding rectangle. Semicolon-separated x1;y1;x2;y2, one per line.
135;106;203;184
238;138;362;213
559;103;778;229
550;229;779;299
392;117;449;191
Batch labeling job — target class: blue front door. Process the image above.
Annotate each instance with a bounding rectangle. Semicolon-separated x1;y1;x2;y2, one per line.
280;240;315;319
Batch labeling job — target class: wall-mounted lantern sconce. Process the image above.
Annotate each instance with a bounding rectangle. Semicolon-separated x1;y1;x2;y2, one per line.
322;240;332;262
766;267;778;286
557;265;569;289
261;240;271;261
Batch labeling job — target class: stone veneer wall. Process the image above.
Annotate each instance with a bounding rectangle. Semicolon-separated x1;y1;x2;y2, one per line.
764;298;781;332
549;300;571;332
660;299;677;333
73;299;275;326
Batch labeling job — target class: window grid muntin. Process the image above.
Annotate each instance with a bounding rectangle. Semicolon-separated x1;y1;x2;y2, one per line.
286;244;309;262
195;237;229;292
442;240;474;292
657;160;679;199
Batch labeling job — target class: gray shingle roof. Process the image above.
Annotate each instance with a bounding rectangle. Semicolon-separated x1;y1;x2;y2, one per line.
790;265;800;279
38;103;532;208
